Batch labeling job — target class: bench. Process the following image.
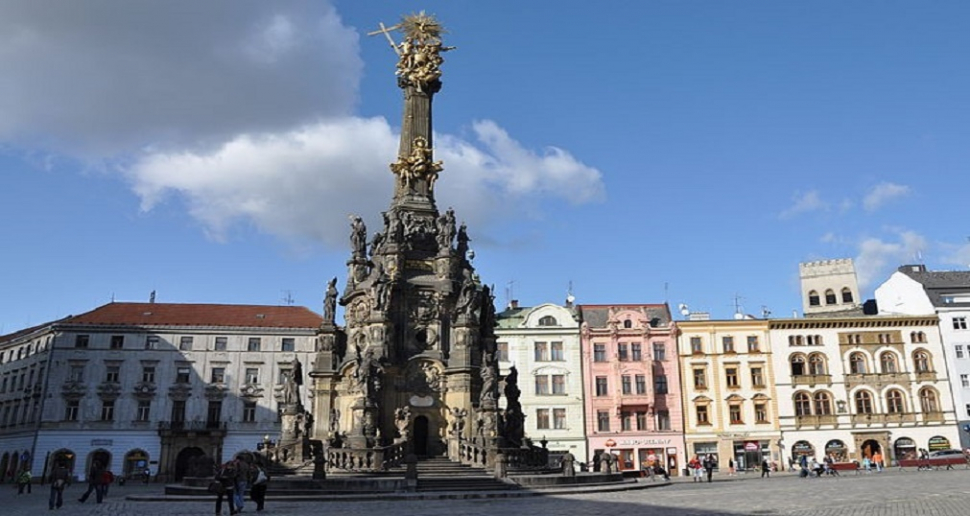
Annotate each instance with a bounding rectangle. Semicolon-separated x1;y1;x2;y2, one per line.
829;462;859;472
897;457;970;470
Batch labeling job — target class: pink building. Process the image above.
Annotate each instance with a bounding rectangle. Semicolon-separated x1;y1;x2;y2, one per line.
579;304;685;475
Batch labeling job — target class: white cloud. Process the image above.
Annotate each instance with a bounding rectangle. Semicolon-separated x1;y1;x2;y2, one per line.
940;241;970;269
126;118;605;246
779;190;826;219
0;2;361;157
854;230;927;288
862;182;910;212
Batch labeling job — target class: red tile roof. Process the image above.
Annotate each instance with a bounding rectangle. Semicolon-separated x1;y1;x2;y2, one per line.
64;302;323;329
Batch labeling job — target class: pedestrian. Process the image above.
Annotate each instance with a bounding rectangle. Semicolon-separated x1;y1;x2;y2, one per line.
688;456;702;482
249;464;269;512
232;458;250;513
872;451;883;473
101;469;115;498
49;462;70;510
728;458;735;476
761;459;771;478
704;454;715;482
212;461;237;516
77;460;105;504
17;469;32;494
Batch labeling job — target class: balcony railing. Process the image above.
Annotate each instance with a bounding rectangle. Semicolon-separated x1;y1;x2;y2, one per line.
157;420;228;432
844;372;910;389
795;414;839;428
791;374;832;387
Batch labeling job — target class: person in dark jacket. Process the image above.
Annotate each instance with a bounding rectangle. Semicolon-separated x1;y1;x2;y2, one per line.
78;461;106;504
49;463;71;510
761;459;771;478
249;464;269;512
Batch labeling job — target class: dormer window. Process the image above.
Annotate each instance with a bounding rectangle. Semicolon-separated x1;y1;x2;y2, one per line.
538;316;558;327
623;319;633;329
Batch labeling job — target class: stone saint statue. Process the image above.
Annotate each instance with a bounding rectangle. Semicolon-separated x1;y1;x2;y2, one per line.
456;222;470;259
436;207;456;251
323;277;338;323
479;351;498;404
350;215;367;258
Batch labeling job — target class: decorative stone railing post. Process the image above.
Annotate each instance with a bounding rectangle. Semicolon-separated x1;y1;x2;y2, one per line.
493;451;507;479
405;453;418;492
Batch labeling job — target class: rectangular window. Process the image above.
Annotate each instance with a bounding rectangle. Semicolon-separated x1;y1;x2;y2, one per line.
729;405;743;424
552;374;565;395
621;411;632;431
962;374;969;388
75;335;90;349
179;336;194;351
214;336;228;351
171;400;186;422
496;342;509;362
957;345;965;359
618;343;629;361
755;403;768;423
594;344;607;362
631;343;642;361
69;365;84;383
595;377;608;396
211;367;226;384
747;335;760;352
535;375;550;395
696;405;709;425
551;342;564;361
281;338;295;352
690;336;703;353
553;408;566;429
142;366;156;383
635;375;646;394
100;400;115;421
136;400;151;422
536;408;550;429
246;367;260;384
64;400;79;421
105;365;120;383
175;366;191;384
653;342;666;361
954;317;968;330
621;375;632;395
725;367;738;387
207;401;222;424
248;338;262;352
243;401;256;423
655;375;668;394
966;404;970;417
636;411;648;431
110;335;125;350
751;367;764;387
693;368;707;389
534;342;549;362
722;336;735;353
597;410;610;432
657;410;671;430
145;336;159;350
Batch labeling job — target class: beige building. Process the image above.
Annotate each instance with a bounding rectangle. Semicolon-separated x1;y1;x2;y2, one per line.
676;319;781;471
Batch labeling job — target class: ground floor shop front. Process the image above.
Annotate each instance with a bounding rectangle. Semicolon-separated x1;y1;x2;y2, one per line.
686;432;782;472
781;426;962;467
588;434;686;476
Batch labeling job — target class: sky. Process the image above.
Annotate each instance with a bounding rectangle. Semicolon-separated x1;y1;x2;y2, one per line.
1;1;969;333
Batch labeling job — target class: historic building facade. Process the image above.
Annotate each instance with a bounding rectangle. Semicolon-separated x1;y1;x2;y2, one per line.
0;302;321;482
875;264;970;448
676;319;781;471
579;304;684;475
495;302;587;464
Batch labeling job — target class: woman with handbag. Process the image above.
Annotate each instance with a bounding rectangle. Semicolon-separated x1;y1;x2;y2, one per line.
249;465;269;512
211;461;237;516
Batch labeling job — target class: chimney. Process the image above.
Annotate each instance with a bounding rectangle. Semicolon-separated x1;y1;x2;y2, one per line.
509;299;519;309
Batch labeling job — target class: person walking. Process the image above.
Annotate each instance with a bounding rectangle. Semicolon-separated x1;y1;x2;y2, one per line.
704;454;715;482
17;468;32;494
232;458;250;513
77;460;105;504
688;456;702;482
49;463;71;510
249;464;269;512
212;461;237;516
727;458;735;476
872;451;883;473
761;459;771;478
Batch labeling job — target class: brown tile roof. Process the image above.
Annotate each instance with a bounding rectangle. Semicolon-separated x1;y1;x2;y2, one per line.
0;318;67;344
63;302;323;329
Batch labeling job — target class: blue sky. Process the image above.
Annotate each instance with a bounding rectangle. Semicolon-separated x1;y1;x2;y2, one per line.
2;1;969;333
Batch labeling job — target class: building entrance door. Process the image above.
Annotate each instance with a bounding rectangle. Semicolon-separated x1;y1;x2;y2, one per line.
414;416;429;456
174;447;204;481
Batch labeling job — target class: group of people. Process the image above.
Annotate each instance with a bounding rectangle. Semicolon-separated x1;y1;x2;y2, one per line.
209;456;270;515
16;460;115;509
687;454;718;482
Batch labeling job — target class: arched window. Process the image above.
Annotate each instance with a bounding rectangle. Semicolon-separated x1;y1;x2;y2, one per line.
919;388;939;413
913;350;931;373
841;288;854;303
538;316;558;327
854;390;874;414
825;289;837;305
795;392;812;416
886;390;905;413
808;290;820;306
880;352;898;373
790;355;806;376
623;319;632;329
814;391;832;415
849;352;867;374
808;354;827;375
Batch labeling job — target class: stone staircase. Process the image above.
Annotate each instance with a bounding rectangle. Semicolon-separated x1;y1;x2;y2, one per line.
407;457;519;492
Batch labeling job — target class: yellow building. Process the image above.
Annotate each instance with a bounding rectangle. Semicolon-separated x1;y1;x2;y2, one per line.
677;319;781;472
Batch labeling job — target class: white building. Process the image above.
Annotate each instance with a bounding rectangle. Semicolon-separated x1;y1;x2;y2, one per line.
875;264;970;448
0;302;321;482
495;301;587;464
